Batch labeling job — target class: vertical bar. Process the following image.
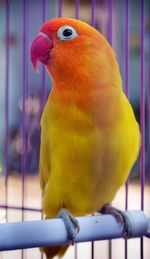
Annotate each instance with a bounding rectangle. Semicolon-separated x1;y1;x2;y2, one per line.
41;0;46;111
74;243;77;259
108;240;112;259
75;1;79;257
147;64;150;183
91;242;94;259
22;0;28;257
74;4;80;258
148;13;150;183
91;0;95;27
58;0;63;17
21;0;27;259
4;0;10;222
108;0;113;45
125;0;129;100
22;0;28;219
140;0;145;214
140;0;145;258
91;4;96;258
125;1;130;258
41;3;46;259
75;0;79;19
42;0;46;22
108;1;113;259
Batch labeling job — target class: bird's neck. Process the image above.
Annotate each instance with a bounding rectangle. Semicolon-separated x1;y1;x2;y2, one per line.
49;80;123;120
50;81;97;109
47;58;123;111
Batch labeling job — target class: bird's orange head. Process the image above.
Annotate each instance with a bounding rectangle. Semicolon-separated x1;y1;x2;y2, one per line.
30;18;122;91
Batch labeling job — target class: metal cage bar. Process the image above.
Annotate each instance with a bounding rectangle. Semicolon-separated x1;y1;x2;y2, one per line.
125;0;130;258
58;0;63;17
140;0;145;258
108;0;113;46
4;0;10;224
41;0;46;111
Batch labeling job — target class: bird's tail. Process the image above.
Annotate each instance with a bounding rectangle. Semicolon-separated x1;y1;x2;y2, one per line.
41;245;69;258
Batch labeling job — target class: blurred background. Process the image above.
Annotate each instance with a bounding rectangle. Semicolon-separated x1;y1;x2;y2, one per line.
0;0;150;259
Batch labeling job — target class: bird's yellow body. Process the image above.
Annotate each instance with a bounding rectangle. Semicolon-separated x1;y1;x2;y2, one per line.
31;18;140;258
40;83;140;219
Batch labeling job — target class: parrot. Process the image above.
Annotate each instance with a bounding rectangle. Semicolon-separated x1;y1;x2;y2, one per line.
30;18;140;258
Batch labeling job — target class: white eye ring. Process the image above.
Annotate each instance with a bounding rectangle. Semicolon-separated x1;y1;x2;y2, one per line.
57;25;78;41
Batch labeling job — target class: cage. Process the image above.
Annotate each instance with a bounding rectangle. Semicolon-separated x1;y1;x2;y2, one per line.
0;0;150;259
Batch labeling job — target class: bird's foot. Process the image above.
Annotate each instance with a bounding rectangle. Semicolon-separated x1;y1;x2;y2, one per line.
57;209;80;245
100;204;132;238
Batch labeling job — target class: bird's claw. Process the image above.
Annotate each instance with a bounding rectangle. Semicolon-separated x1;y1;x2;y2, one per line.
57;209;80;245
100;204;132;238
119;210;132;238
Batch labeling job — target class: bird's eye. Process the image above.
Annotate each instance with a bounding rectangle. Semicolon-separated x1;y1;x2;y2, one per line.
57;25;78;41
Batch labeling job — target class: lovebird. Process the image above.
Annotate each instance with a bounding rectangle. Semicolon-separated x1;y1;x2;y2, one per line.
30;18;140;258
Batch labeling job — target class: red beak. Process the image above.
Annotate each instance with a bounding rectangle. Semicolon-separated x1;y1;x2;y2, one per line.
30;32;53;73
